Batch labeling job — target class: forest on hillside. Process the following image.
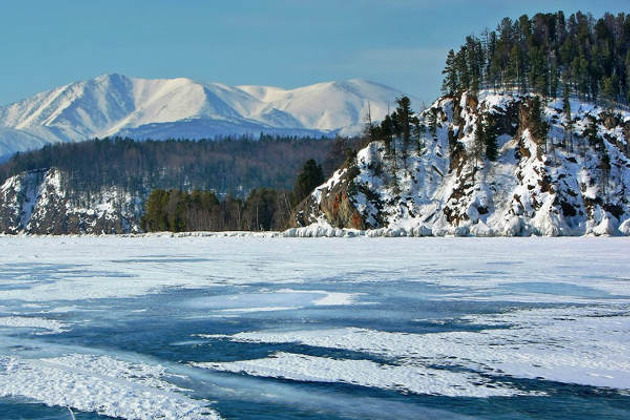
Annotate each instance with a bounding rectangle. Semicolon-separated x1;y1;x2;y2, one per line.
441;11;630;104
141;159;326;232
0;135;360;201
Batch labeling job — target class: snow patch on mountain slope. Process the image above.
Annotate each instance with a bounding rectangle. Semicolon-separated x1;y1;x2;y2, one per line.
240;79;400;135
0;127;55;160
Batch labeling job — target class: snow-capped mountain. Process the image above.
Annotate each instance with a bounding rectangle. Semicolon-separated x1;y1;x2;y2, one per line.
290;90;630;237
0;74;406;158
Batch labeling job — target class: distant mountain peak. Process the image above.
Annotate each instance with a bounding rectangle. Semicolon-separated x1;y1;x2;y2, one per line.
0;74;410;159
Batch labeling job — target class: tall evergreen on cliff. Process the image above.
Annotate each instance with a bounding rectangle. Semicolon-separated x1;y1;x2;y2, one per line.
441;11;630;104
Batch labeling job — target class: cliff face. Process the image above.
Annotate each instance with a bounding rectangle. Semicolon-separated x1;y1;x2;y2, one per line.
293;91;630;236
293;168;368;230
0;168;141;234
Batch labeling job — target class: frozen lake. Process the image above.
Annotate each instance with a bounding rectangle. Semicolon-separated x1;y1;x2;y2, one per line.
0;236;629;419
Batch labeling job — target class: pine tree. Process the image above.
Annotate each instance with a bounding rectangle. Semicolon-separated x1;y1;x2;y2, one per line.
528;96;550;158
507;45;522;89
380;114;394;155
142;189;169;231
584;117;600;148
483;114;499;161
364;101;376;142
455;48;471;90
395;96;412;145
441;49;458;95
601;74;618;104
562;81;572;122
292;159;324;205
600;147;611;193
562;81;574;151
439;12;630;105
549;60;560;98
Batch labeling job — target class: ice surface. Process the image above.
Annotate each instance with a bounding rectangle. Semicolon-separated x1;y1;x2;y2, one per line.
0;236;629;419
0;354;219;419
0;316;68;334
212;305;630;390
197;352;534;397
183;289;359;313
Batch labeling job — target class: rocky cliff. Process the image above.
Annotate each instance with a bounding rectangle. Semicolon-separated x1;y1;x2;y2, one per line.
0;168;141;234
292;91;630;236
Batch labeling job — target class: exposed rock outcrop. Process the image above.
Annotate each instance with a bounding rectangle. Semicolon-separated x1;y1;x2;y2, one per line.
0;168;140;234
292;91;630;236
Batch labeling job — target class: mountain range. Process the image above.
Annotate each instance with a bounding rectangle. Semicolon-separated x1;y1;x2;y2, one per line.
0;74;405;159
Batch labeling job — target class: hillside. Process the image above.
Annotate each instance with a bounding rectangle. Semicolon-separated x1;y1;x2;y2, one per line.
3;11;629;236
0;74;404;159
290;11;630;237
0;136;357;234
441;11;630;104
291;90;630;236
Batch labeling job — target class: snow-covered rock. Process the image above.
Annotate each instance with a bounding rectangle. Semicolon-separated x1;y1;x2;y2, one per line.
293;90;630;236
0;168;140;234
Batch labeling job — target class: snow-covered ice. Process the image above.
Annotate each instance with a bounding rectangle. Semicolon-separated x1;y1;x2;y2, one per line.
0;316;69;334
0;354;219;420
209;306;630;390
0;235;629;419
196;352;532;397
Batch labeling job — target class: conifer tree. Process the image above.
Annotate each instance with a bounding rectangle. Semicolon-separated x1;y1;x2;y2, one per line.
483;114;499;161
292;159;324;205
439;11;630;104
584;117;600;148
600;147;611;193
471;119;485;182
441;50;458;96
395;96;413;147
562;81;574;151
562;81;572;122
529;96;550;143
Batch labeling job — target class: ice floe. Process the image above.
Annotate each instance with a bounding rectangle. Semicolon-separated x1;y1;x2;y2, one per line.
0;316;68;334
0;354;219;419
207;305;630;390
195;352;535;397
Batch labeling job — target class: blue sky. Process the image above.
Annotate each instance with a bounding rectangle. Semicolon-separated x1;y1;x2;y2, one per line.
0;0;627;106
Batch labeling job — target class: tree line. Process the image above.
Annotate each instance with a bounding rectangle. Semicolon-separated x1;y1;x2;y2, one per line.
442;11;630;104
366;96;424;155
0;135;359;208
141;159;324;232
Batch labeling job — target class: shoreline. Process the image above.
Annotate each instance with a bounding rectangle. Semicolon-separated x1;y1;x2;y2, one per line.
1;228;629;239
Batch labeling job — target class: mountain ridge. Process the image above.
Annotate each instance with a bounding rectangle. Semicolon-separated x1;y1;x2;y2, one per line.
0;74;408;158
